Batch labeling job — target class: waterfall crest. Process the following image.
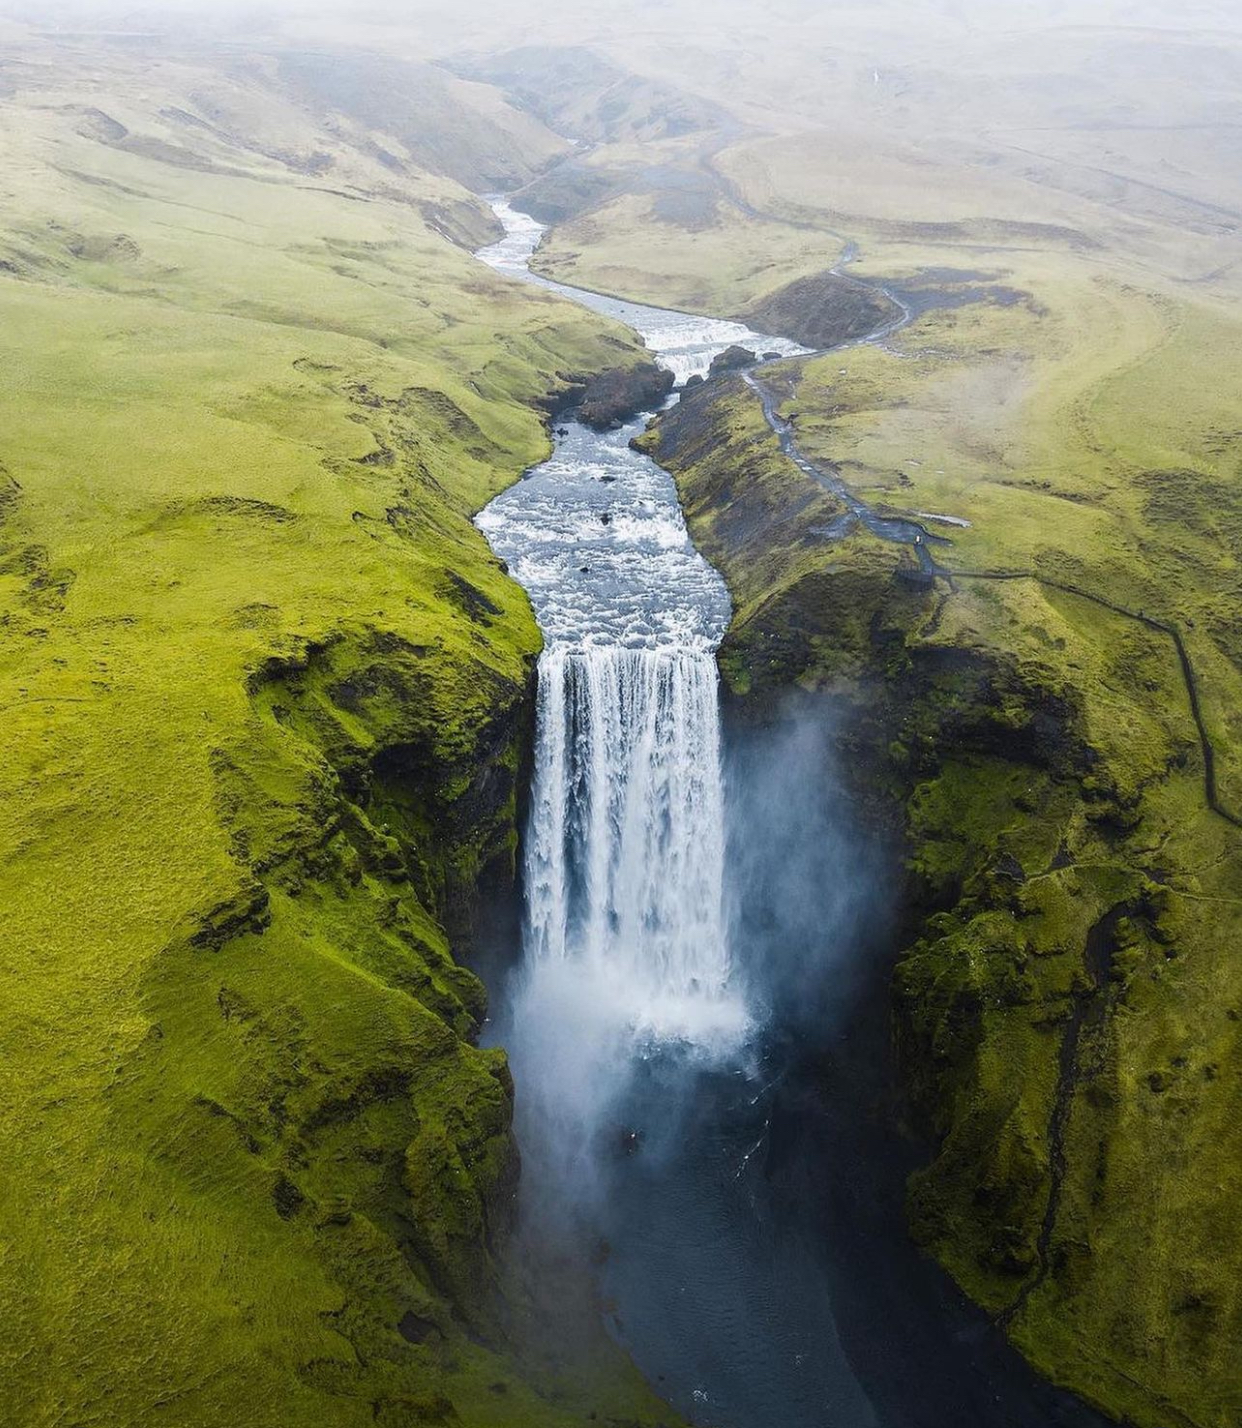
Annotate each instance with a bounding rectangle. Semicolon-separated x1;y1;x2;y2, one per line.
525;644;742;1045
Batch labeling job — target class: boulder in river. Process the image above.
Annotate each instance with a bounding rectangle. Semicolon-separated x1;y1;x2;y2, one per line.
707;344;758;379
550;362;676;430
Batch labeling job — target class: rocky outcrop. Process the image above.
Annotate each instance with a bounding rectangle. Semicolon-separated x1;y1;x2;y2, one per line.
222;627;538;1338
642;370;1242;1428
707;344;757;378
548;362;675;429
740;271;900;350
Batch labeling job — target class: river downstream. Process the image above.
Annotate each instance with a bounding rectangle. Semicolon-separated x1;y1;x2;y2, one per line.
473;202;1107;1428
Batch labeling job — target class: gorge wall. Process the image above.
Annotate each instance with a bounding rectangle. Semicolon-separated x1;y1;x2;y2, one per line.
0;28;684;1427
6;12;1242;1428
641;369;1242;1428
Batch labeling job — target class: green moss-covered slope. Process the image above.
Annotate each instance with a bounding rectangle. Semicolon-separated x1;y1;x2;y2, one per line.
643;337;1242;1428
0;30;675;1428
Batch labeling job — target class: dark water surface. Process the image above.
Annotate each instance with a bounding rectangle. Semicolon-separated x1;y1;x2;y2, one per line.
595;1005;1111;1428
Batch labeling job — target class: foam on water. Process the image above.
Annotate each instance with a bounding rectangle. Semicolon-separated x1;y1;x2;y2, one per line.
475;420;732;651
525;643;744;1046
476;200;806;1065
469;198;1110;1428
475;201;808;1209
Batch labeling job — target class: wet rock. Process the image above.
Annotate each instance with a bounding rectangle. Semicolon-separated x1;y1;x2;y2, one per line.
708;344;757;379
548;363;675;430
993;852;1027;882
397;1310;437;1344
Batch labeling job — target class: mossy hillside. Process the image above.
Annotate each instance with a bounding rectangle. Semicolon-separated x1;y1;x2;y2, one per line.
642;336;1242;1428
438;10;1242;1420
508;30;1242;1408
783;263;1242;809
531;191;847;315
0;39;678;1428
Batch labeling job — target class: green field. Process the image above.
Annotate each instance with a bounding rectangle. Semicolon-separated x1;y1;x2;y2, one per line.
0;26;673;1428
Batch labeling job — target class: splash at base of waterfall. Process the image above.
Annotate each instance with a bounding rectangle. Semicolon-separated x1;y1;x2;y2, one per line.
501;643;749;1206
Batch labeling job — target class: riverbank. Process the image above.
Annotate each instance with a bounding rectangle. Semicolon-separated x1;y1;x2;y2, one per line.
640;299;1242;1426
0;43;686;1425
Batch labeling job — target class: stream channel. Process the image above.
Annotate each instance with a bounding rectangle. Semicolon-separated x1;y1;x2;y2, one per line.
472;201;1107;1428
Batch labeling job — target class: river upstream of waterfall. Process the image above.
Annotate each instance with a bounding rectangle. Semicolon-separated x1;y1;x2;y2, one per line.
473;203;1107;1428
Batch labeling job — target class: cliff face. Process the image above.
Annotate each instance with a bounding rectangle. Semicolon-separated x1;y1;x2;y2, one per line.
642;370;1242;1428
116;617;541;1416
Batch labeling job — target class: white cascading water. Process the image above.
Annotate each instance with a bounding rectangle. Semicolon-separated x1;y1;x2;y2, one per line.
526;645;733;1041
474;202;806;1181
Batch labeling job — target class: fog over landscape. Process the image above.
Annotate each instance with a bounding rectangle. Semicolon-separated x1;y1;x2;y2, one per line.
1;2;1240;1427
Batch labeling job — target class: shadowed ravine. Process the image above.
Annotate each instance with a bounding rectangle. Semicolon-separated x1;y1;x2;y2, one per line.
473;202;1108;1428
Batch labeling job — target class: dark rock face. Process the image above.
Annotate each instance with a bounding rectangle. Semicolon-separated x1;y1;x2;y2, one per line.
549;363;675;429
397;1310;437;1345
707;344;757;379
742;271;901;350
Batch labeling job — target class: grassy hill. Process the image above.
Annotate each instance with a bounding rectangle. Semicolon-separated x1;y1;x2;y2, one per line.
0;22;673;1428
3;3;1241;1425
642;294;1242;1422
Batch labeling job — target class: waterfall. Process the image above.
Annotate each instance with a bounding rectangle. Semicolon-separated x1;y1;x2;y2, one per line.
524;644;741;1045
472;197;781;1190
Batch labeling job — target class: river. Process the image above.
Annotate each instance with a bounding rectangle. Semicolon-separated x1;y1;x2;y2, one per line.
473;201;1106;1428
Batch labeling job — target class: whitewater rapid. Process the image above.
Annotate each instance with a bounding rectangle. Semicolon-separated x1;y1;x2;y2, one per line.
477;200;806;385
476;201;805;1053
